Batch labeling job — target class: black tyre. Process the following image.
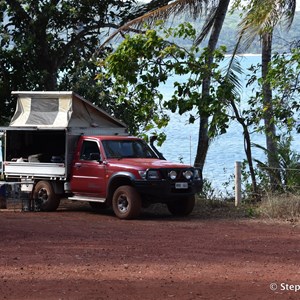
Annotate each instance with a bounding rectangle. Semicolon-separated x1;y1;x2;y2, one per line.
89;201;107;213
112;185;141;219
167;195;195;216
33;181;60;212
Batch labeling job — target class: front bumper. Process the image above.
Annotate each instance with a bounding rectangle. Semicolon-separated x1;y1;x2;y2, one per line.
133;178;203;201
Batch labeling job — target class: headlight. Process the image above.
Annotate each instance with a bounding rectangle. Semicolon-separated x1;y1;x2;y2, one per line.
169;170;177;180
147;170;160;180
138;170;160;180
183;170;193;180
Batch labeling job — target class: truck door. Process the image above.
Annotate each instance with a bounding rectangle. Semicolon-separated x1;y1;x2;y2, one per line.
70;140;106;198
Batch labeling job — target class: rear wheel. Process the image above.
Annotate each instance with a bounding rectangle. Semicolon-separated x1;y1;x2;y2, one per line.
167;195;195;216
33;181;60;212
112;185;141;220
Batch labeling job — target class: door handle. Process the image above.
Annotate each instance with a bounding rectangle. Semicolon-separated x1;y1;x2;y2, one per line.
75;163;82;168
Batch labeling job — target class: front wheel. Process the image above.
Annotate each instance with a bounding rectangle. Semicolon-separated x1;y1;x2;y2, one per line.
167;195;195;216
33;181;60;212
112;185;141;220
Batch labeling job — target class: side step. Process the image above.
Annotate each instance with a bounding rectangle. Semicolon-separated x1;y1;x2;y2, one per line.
68;195;106;203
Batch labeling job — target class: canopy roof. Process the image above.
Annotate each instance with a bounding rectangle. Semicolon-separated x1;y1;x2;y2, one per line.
9;91;127;129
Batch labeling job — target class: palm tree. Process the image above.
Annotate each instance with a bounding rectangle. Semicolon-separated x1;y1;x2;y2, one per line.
193;0;231;169
236;0;296;190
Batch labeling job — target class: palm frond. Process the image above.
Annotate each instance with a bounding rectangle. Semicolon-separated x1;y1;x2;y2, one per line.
100;0;215;47
225;56;243;97
194;5;218;45
279;0;296;29
252;142;268;153
236;0;296;51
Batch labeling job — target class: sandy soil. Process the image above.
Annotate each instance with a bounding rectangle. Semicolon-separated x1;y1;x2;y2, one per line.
0;201;299;300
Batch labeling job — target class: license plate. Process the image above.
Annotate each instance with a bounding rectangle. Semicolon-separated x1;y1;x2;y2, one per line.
175;182;188;189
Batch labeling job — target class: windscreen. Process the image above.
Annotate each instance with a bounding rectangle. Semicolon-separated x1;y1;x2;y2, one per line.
102;140;157;159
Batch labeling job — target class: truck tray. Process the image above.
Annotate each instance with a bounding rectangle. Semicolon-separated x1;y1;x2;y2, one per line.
4;162;66;179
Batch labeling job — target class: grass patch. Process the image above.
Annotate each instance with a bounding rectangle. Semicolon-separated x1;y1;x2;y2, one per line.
193;197;258;219
258;193;300;222
194;193;300;222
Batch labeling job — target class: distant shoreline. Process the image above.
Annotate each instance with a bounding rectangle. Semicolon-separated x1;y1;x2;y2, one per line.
238;53;262;56
225;53;262;57
226;53;293;57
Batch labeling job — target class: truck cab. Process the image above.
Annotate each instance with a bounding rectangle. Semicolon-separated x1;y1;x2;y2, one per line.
67;135;202;219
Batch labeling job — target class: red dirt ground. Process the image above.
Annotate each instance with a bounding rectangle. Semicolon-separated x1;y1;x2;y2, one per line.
0;202;299;300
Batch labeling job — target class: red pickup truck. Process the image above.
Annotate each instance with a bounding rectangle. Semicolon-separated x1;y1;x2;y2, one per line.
65;135;203;219
0;91;202;219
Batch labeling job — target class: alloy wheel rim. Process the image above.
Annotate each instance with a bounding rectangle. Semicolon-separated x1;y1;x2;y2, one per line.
117;194;129;213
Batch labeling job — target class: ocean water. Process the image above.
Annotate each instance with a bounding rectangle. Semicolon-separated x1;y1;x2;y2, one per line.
155;55;299;194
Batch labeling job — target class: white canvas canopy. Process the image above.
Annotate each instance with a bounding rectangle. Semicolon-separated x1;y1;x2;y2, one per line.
9;91;127;130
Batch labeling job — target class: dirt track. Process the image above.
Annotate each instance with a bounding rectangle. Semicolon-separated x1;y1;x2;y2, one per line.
0;202;300;300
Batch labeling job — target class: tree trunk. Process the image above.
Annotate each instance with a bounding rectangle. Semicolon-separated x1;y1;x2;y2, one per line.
44;67;58;90
194;0;230;169
230;99;260;200
261;31;281;190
